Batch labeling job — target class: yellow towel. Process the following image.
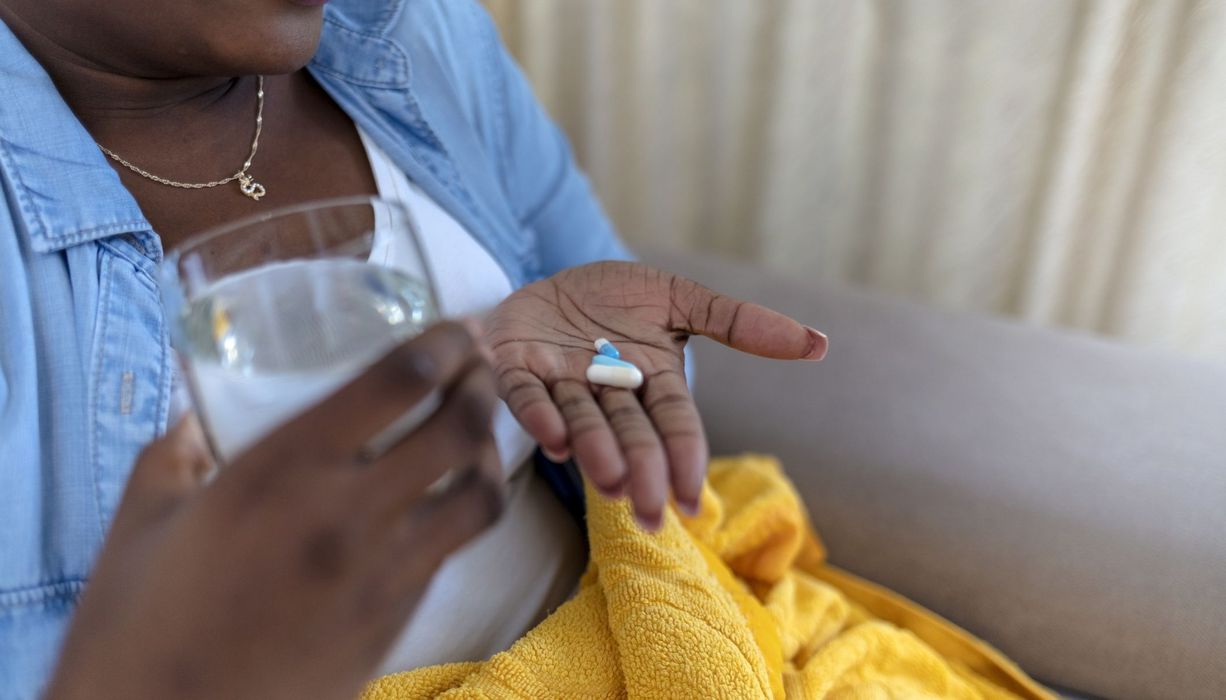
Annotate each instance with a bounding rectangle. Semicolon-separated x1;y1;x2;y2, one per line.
365;455;1055;700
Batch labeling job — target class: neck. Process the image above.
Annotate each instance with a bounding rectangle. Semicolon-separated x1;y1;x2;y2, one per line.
0;3;255;155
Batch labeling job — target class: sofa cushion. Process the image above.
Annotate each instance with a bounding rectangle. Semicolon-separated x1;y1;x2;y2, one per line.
644;247;1226;699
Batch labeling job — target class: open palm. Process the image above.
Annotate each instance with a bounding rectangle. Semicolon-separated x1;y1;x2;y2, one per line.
486;261;827;529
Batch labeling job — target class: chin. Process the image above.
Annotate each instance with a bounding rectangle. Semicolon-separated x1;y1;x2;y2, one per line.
198;11;325;76
244;39;323;76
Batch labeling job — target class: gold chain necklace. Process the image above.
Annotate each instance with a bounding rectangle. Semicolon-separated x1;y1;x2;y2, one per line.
97;76;267;201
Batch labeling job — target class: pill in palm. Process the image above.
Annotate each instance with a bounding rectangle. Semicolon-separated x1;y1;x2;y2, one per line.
590;354;638;370
586;362;644;390
594;337;620;359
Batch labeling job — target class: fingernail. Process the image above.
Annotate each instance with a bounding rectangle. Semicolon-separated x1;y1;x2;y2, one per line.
803;326;829;361
678;499;702;517
596;479;625;499
542;446;570;463
635;511;663;532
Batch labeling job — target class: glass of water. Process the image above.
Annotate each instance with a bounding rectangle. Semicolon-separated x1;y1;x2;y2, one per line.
161;196;440;464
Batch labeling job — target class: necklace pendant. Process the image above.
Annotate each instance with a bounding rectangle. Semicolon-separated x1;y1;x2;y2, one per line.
238;174;267;201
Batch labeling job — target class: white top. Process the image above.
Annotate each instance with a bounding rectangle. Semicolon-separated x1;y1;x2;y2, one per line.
358;129;583;673
363;137;532;473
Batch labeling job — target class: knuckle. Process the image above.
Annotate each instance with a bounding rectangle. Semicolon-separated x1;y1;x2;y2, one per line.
264;433;341;471
298;525;352;582
662;428;705;442
556;396;590;415
567;416;608;437
503;381;545;412
604;404;644;425
229;441;348;513
623;437;663;455
645;392;692;414
551;379;588;400
387;342;440;388
495;365;532;389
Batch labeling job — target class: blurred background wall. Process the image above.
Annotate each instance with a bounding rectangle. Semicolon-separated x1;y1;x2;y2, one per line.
484;0;1226;360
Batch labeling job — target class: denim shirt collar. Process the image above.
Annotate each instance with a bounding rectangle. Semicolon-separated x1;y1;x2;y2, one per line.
0;19;151;254
312;3;412;90
0;3;411;256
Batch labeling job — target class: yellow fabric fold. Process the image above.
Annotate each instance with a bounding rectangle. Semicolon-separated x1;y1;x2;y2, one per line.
364;455;1055;700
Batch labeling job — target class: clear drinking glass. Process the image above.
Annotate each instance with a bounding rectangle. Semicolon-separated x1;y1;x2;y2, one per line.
161;196;440;464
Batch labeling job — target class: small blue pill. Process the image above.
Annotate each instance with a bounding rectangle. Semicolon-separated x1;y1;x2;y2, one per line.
594;337;621;359
591;354;637;370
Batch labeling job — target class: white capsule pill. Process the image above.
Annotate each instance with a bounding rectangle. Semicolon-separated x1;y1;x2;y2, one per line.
586;363;643;389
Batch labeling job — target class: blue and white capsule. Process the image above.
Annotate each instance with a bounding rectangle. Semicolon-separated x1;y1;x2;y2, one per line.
590;355;637;370
587;338;642;389
594;337;621;359
586;362;643;389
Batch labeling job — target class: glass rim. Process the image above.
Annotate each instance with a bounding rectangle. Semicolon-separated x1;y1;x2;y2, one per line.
165;194;409;260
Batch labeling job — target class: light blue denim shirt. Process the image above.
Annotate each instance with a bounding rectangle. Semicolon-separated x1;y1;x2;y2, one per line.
0;2;627;696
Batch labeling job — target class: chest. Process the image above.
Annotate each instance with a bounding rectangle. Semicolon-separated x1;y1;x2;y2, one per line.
112;72;378;253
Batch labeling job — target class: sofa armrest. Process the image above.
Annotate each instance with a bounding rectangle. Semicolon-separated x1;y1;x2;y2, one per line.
642;246;1226;700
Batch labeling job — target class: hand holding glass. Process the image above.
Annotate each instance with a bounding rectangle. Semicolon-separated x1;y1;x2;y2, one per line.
161;196;439;463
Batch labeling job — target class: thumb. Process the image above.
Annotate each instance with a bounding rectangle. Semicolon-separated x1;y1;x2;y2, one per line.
669;274;828;361
112;415;215;535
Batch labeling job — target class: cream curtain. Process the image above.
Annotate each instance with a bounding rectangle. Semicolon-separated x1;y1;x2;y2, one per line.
485;0;1226;359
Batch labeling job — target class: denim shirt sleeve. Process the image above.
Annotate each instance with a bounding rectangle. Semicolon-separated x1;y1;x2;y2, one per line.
317;0;631;282
463;2;632;276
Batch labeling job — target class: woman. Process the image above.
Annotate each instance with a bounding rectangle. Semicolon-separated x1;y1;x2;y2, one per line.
0;1;826;698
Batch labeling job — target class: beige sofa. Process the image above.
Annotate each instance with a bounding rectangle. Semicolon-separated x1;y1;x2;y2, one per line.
646;247;1226;700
